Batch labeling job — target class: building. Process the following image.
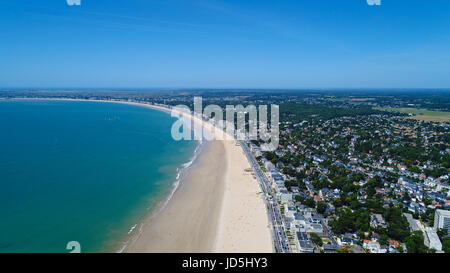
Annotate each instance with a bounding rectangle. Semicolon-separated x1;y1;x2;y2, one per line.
306;223;324;234
322;244;338;253
434;209;450;235
271;172;284;184
339;235;358;246
284;204;296;219
408;201;421;213
279;191;293;204
264;161;275;172
424;227;442;252
370;214;387;229
404;213;421;232
296;232;314;253
348;245;365;253
363;240;381;253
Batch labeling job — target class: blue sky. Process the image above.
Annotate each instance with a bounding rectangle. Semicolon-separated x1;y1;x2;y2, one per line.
0;0;449;88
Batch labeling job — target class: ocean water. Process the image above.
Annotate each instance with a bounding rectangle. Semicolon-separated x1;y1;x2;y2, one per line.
0;100;198;253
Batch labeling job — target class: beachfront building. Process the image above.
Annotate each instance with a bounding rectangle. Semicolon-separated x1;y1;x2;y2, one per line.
264;161;275;172
293;213;307;228
284;204;297;220
270;171;284;184
306;223;324;234
295;232;315;253
434;209;450;235
279;191;293;204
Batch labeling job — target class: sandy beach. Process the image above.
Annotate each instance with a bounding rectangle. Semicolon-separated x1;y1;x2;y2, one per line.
214;140;273;252
12;98;273;253
124;140;227;252
121;101;273;253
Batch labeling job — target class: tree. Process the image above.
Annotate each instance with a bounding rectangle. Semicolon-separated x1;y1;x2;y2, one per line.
384;206;410;241
379;234;389;246
317;202;327;214
405;231;428;253
437;228;448;241
329;208;370;234
309;233;323;246
358;231;367;240
304;197;316;208
443;237;450;253
295;195;305;203
284;180;296;191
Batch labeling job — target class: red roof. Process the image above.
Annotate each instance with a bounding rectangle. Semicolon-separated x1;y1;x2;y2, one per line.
389;240;400;248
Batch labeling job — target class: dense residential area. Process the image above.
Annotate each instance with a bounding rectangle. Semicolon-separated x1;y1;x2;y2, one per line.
243;92;450;253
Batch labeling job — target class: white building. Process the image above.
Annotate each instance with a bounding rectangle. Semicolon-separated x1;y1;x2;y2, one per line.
424;227;442;252
434;209;450;235
284;204;296;220
279;193;293;204
363;240;381;253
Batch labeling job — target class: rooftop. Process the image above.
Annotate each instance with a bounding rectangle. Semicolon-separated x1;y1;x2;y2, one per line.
436;209;450;217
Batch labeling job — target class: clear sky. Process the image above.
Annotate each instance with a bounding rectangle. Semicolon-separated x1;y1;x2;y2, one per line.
1;0;449;89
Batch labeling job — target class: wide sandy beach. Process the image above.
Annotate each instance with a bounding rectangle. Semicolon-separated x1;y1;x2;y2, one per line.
214;139;273;252
124;140;226;252
123;101;273;253
12;98;273;253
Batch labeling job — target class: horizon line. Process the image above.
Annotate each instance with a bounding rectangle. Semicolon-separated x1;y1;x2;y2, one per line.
1;87;450;92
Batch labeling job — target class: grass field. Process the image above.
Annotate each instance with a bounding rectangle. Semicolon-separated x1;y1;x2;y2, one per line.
376;107;450;122
350;98;376;102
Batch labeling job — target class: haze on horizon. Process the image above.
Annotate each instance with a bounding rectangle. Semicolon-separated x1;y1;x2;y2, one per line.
1;0;449;89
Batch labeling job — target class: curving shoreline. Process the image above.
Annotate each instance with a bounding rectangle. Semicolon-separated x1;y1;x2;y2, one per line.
10;98;273;253
124;140;227;252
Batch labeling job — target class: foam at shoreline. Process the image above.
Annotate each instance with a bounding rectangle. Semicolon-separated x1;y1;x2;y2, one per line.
11;98;273;253
117;139;204;253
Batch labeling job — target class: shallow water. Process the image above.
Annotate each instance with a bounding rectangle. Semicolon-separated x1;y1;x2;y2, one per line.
0;100;198;253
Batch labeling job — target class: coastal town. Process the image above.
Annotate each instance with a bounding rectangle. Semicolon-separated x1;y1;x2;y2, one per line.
245;111;450;253
1;90;449;253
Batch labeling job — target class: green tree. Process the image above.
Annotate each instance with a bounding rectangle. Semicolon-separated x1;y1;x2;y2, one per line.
379;234;389;246
304;197;316;208
329;208;370;234
405;231;428;253
309;233;323;246
317;202;327;214
443;237;450;253
384;206;410;241
437;228;448;241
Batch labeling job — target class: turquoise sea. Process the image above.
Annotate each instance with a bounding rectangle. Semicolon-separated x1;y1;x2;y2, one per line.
0;100;198;253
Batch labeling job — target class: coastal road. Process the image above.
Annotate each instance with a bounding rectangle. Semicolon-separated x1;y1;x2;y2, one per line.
239;140;290;253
